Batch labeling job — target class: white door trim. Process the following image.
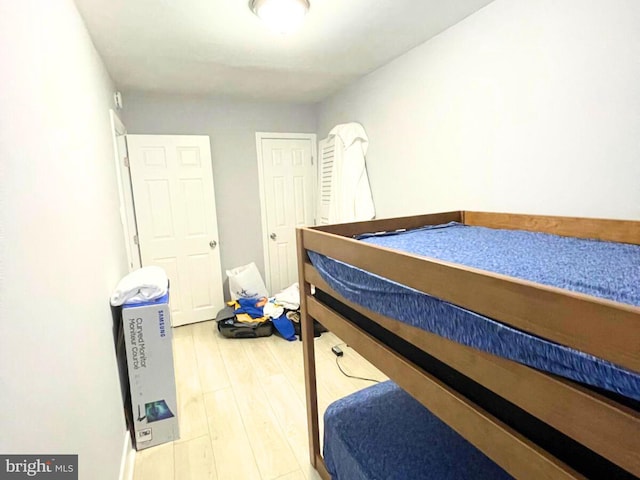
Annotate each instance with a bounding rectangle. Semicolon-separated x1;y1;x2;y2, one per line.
256;132;317;294
118;430;135;480
110;109;141;271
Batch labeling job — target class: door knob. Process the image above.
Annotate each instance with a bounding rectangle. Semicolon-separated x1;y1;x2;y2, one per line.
270;233;277;240
209;240;217;248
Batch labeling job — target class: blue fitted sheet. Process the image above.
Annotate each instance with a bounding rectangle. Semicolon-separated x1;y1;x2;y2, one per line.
308;222;640;401
324;381;512;480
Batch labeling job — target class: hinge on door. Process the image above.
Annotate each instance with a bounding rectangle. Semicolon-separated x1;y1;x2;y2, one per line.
124;156;130;168
133;234;139;245
311;156;314;166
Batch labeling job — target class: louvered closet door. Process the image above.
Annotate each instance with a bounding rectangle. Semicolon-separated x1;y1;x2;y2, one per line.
317;137;337;225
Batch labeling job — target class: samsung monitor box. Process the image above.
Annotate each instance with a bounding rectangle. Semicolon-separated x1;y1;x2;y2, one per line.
122;293;179;450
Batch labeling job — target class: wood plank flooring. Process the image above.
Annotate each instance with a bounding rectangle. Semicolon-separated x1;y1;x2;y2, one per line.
133;320;387;480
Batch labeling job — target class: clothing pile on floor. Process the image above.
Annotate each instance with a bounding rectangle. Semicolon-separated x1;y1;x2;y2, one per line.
216;283;326;340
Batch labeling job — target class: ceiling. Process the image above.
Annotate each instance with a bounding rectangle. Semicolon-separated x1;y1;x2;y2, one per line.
75;0;494;103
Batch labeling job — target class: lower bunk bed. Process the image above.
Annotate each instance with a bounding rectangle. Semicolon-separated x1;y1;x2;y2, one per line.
296;211;640;480
324;380;512;480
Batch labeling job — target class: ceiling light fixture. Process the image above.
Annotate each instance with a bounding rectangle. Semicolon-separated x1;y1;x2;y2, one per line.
250;0;310;34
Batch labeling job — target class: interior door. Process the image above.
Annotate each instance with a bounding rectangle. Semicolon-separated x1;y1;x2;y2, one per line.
258;135;316;295
127;135;224;327
316;136;337;226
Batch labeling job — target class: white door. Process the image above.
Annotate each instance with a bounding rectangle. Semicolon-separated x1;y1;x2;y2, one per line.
257;133;317;295
127;135;224;327
316;136;336;226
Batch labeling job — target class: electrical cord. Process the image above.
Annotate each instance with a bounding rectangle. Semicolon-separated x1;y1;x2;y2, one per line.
334;353;380;384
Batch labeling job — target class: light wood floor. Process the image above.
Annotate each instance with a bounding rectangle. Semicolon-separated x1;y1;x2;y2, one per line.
133;320;387;480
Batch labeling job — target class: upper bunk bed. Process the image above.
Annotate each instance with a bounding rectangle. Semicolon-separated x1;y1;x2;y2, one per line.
295;211;640;480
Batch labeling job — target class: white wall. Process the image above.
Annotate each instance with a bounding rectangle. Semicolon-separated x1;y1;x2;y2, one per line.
318;0;640;220
0;1;129;478
121;93;316;293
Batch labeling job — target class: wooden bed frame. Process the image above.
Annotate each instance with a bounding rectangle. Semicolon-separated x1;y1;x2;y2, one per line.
296;211;640;480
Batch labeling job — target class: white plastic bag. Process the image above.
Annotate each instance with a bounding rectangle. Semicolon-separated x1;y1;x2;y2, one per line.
226;262;269;300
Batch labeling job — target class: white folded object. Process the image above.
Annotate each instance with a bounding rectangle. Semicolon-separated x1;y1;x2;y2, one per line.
110;266;169;306
264;301;285;319
274;282;300;310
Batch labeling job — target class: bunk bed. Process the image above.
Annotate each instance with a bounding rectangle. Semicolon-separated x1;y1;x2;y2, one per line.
295;211;640;480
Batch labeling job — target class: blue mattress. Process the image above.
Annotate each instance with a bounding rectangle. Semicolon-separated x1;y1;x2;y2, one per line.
308;222;640;401
324;381;512;480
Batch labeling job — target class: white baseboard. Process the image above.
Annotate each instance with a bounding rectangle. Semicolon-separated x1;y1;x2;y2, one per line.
119;430;136;480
